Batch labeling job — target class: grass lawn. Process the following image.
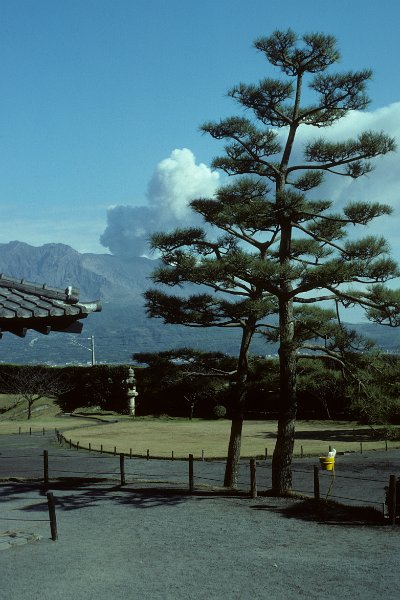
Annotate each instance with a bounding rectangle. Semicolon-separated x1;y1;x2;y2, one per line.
61;417;400;459
0;394;101;433
1;394;399;458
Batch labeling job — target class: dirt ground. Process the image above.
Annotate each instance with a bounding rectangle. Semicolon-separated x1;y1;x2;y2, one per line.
1;484;399;600
1;429;400;599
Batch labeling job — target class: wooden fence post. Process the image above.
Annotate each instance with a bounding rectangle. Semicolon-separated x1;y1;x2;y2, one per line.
46;492;58;541
250;458;257;498
314;466;320;502
264;447;268;460
388;474;397;525
188;454;194;492
120;454;126;486
43;450;49;484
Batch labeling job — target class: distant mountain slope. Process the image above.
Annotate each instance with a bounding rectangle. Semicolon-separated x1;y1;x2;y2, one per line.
0;241;398;364
0;241;155;302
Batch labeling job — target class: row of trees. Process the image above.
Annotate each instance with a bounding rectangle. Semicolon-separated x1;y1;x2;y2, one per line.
0;364;131;419
1;352;399;426
143;30;400;493
133;348;400;425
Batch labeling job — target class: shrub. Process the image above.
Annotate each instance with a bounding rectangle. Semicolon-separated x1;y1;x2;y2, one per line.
212;405;227;419
389;404;400;425
58;364;131;413
0;363;132;414
380;426;400;441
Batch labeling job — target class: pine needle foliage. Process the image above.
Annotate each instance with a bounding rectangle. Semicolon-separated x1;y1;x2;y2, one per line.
145;30;399;492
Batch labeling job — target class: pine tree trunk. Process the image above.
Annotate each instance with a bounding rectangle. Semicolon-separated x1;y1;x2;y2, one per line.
223;322;254;488
224;417;243;487
272;413;296;494
272;296;297;494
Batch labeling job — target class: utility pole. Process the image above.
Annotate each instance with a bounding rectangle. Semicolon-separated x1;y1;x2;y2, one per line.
70;335;96;365
90;335;95;366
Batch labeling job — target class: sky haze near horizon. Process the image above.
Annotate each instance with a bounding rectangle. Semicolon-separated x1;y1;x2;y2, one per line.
1;0;400;281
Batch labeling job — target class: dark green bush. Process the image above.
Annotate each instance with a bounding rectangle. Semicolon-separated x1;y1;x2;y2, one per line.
212;405;227;419
388;404;400;425
0;363;131;414
58;365;131;413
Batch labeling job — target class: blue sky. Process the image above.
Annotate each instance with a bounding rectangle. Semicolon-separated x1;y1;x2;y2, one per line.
1;0;400;267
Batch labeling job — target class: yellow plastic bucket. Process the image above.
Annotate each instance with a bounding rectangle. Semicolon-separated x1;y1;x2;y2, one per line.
319;456;335;471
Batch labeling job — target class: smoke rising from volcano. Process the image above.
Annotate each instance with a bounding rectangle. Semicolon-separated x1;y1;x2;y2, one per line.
100;148;220;257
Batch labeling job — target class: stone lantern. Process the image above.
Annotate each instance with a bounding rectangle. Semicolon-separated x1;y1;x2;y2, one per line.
126;367;138;417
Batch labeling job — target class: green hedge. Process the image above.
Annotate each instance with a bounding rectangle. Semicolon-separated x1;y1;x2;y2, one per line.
0;364;131;414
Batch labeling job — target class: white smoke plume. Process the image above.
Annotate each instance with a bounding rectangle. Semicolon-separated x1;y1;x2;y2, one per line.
100;148;220;257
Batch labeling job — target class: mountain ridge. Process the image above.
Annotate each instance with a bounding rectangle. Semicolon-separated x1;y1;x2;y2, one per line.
0;240;154;302
0;241;398;364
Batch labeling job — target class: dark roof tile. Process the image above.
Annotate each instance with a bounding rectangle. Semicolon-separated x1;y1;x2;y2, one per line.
0;274;101;337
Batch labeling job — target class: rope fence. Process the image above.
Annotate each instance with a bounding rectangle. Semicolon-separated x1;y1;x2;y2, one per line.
1;449;398;523
1;428;398;525
4;426;399;458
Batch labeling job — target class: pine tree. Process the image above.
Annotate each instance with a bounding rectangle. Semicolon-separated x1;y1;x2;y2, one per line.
145;30;399;493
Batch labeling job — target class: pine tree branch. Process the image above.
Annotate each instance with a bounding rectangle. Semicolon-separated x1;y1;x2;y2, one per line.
293;294;339;303
294;222;346;253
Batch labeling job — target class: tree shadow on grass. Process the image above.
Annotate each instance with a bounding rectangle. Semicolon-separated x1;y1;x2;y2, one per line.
254;428;382;443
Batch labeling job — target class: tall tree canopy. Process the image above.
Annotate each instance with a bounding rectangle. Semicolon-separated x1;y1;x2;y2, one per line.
145;30;399;493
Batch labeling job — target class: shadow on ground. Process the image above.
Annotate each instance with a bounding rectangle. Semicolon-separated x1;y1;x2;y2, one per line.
254;428;385;443
251;497;388;527
1;480;394;530
0;481;250;516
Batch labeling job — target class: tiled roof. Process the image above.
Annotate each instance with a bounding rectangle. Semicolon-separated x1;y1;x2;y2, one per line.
0;274;101;337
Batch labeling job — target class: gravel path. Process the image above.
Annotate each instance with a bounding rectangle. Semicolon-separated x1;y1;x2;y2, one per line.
1;430;399;599
1;430;398;508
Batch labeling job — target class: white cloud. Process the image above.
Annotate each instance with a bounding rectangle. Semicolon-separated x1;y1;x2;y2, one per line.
100;105;400;266
288;103;400;258
295;102;400;202
286;103;400;321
